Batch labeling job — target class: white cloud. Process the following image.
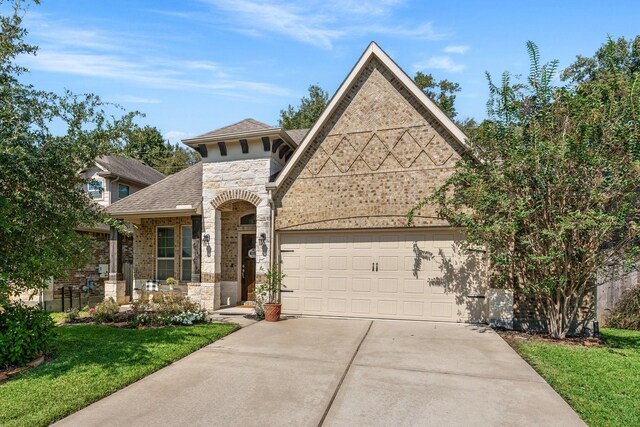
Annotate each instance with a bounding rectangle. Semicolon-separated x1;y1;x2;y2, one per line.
21;16;291;98
205;0;343;50
414;56;466;73
198;0;448;49
443;45;470;54
164;130;193;144
113;95;161;104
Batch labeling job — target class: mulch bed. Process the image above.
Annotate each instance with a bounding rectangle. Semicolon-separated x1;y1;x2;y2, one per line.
497;328;603;349
0;355;45;384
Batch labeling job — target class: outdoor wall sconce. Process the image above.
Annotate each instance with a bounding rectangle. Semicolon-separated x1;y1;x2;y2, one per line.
258;233;266;246
203;234;210;244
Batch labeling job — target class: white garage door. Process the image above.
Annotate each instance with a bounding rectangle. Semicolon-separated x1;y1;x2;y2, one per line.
280;230;486;323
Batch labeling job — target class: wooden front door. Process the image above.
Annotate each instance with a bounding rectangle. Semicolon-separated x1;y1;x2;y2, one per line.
241;234;256;301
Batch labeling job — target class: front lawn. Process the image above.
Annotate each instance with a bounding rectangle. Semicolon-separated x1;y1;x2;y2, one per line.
514;328;640;426
0;322;237;427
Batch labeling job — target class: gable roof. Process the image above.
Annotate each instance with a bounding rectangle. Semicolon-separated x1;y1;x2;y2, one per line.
95;155;165;186
193;118;276;139
269;42;470;190
106;162;202;217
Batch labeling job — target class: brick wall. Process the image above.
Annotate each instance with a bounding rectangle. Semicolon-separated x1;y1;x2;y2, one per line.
133;216;192;282
275;57;466;231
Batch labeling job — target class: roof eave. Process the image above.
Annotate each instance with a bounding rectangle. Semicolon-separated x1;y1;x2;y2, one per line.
108;207;201;219
183;128;297;148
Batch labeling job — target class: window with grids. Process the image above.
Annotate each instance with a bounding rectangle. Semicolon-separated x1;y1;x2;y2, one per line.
157;227;174;280
181;226;192;281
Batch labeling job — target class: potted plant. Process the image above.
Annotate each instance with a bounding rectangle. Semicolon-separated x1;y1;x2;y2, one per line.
166;277;177;291
256;264;286;322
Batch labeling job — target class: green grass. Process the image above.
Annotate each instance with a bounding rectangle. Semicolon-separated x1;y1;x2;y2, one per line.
0;322;237;427
515;328;640;426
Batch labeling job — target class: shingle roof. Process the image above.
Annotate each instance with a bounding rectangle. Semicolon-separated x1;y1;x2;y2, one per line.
195;118;276;139
106;162;202;216
95;156;165;186
284;128;309;145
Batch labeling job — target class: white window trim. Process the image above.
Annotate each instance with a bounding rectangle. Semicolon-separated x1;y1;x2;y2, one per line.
156;226;175;281
181;225;192;282
88;178;104;200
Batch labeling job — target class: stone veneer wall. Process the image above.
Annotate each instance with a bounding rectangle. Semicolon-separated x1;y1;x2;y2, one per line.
202;160;277;273
275;57;465;231
133;216;192;283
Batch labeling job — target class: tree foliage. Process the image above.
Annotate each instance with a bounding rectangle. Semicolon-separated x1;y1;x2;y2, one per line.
278;84;328;130
413;71;461;119
0;0;136;304
122;125;200;175
411;40;640;338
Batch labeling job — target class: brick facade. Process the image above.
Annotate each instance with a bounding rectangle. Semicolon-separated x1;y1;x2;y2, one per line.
275;57;466;231
133;216;192;283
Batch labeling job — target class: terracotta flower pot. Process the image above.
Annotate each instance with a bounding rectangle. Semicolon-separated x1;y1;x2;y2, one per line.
264;303;282;322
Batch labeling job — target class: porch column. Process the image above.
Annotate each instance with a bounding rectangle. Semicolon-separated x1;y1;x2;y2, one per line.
108;227;121;281
106;226;126;303
191;215;202;283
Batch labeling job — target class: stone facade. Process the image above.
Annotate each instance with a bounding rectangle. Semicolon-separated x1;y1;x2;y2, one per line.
275;57;465;231
199;153;282;309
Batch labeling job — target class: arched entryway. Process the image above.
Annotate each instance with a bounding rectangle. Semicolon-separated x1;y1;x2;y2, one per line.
218;200;257;306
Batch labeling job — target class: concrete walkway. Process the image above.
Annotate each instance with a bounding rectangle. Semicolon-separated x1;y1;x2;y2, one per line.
54;318;584;427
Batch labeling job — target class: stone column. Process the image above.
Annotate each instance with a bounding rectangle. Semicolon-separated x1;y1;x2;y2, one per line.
191;208;221;311
105;227;126;303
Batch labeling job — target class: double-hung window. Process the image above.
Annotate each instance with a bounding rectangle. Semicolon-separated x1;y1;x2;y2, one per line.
157;227;174;280
88;179;103;199
181;226;192;282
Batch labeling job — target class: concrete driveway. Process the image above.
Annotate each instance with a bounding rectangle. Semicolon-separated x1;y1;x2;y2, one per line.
55;318;584;427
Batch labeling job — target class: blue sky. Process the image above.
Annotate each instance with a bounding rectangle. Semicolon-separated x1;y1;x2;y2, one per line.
16;0;640;143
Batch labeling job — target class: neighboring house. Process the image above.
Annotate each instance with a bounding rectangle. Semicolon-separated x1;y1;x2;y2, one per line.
105;42;505;325
20;156;165;310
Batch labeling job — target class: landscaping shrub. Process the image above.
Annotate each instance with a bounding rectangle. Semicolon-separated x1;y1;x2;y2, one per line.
93;298;120;323
0;302;54;367
131;293;206;326
606;285;640;330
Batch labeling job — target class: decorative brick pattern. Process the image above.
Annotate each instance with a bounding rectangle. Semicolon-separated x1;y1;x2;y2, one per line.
275;57;464;231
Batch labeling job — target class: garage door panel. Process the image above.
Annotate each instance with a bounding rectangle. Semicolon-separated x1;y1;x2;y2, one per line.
303;277;323;291
353;256;373;271
353;278;372;292
378;256;398;272
281;231;486;323
328;256;348;270
378;278;398;293
351;299;372;314
328;277;348;292
327;298;347;313
304;256;323;270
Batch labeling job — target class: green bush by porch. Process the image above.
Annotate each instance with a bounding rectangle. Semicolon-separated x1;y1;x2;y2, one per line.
0;322;237;427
